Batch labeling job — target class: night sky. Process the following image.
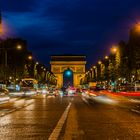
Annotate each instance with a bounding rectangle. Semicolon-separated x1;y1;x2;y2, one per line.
1;0;140;69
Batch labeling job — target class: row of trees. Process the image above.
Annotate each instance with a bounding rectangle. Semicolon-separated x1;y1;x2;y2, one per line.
0;38;57;85
81;23;140;85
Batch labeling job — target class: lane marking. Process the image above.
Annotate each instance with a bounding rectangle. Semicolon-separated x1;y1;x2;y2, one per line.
48;102;72;140
81;97;89;104
130;99;140;103
71;97;74;102
131;109;140;114
62;103;80;139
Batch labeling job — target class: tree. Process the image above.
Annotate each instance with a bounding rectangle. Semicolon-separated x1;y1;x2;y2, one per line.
108;55;116;82
128;25;140;80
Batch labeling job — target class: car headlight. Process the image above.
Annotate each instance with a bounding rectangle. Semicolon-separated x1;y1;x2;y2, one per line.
42;89;47;94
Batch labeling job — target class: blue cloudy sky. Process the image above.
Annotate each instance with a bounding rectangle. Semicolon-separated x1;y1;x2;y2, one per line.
0;0;140;68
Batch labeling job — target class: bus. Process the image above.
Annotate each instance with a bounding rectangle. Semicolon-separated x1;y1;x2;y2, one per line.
21;78;38;90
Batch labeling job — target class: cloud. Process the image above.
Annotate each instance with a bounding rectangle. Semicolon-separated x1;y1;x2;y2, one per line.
0;0;38;12
1;0;140;68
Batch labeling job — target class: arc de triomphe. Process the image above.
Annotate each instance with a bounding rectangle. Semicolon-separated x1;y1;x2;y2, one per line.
50;55;86;88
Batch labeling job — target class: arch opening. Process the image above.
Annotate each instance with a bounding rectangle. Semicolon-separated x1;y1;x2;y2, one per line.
63;69;73;88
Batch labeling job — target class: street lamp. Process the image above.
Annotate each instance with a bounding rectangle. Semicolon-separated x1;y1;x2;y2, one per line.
0;44;22;82
98;61;102;65
28;55;32;60
93;66;96;69
16;45;22;50
36;62;39;65
34;62;39;79
0;44;22;67
105;55;109;59
111;46;118;54
134;22;140;34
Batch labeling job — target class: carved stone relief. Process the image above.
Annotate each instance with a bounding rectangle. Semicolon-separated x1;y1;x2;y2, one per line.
52;67;60;73
76;67;84;72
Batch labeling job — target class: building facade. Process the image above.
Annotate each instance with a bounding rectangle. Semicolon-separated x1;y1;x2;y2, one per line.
50;55;86;88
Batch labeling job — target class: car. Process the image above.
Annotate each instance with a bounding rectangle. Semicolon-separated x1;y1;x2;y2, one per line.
23;88;37;96
37;88;49;94
76;88;82;93
134;80;140;91
67;87;76;96
47;93;56;98
48;89;57;95
0;88;10;104
88;89;100;97
8;89;25;97
42;89;49;94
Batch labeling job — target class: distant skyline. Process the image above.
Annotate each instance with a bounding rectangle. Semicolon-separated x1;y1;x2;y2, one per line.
1;0;140;69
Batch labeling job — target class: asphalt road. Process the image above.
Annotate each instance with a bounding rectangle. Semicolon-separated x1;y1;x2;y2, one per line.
60;96;140;140
0;94;140;140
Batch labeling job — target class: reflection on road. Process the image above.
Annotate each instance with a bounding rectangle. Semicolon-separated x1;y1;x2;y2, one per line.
0;93;139;139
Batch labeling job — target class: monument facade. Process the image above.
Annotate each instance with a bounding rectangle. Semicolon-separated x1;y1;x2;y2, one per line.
50;55;86;88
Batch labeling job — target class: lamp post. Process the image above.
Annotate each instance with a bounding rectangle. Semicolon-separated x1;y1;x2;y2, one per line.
2;45;22;67
25;54;33;78
98;60;102;65
97;61;102;81
111;46;118;54
28;55;32;60
105;55;109;60
34;62;39;79
0;44;22;83
104;55;109;83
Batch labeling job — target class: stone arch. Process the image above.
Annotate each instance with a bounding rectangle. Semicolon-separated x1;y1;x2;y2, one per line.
50;55;86;88
61;66;75;73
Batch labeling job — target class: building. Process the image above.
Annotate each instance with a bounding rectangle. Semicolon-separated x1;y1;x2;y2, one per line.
128;24;140;80
50;55;86;88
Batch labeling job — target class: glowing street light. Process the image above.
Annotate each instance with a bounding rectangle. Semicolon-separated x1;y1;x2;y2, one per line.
0;44;23;82
16;45;22;50
98;61;102;65
111;46;118;54
28;55;32;60
134;22;140;33
9;76;12;80
36;62;39;65
105;55;109;59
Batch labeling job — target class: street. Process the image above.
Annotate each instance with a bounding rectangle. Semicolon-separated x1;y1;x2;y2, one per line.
0;94;140;140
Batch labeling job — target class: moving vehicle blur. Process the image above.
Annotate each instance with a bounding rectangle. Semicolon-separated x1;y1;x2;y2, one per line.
23;88;37;96
37;84;49;94
67;86;76;96
0;88;10;104
8;89;25;97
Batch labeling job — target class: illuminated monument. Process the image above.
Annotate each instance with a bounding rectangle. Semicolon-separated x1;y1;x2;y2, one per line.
50;55;86;88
